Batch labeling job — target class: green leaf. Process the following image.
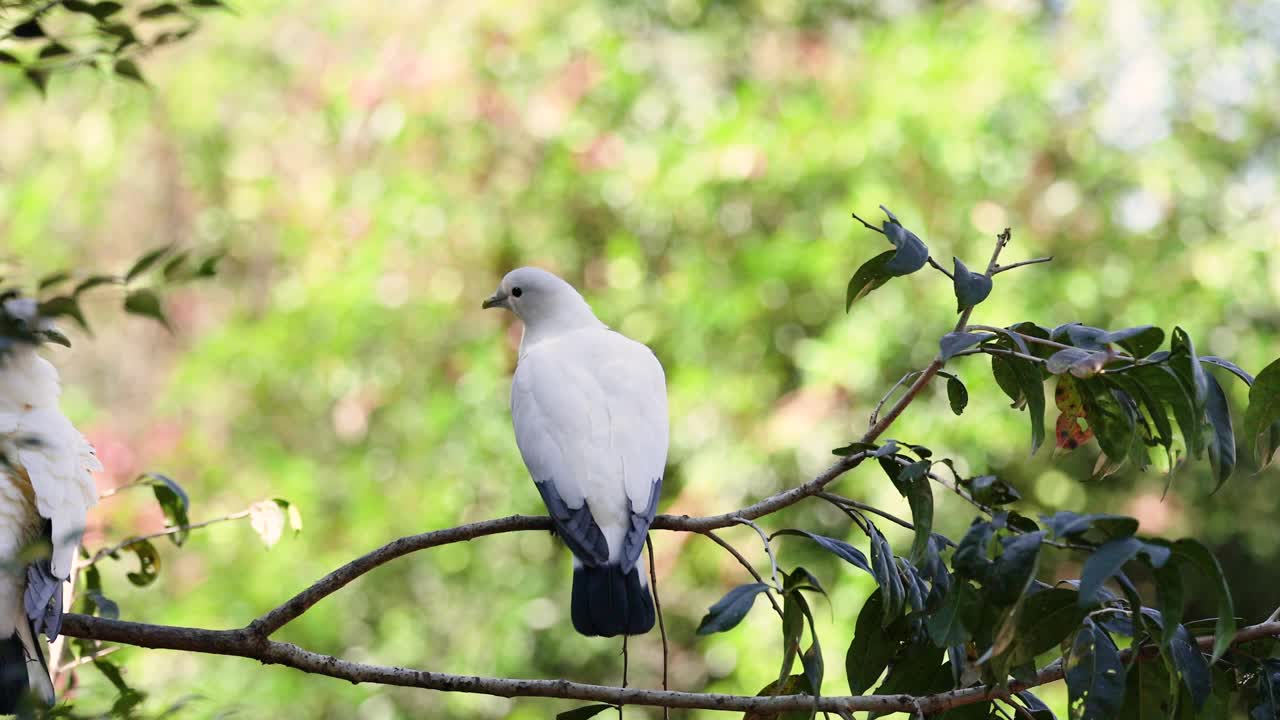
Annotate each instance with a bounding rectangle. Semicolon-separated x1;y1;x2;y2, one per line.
987;532;1043;605
946;374;968;415
831;440;878;457
162;250;191;280
1130;364;1202;459
0;51;17;64
114;58;147;84
1170;327;1209;410
695;583;769;635
1168;624;1211;711
1120;656;1174;720
190;0;228;9
1154;560;1184;651
37;42;70;59
143;473;190;546
875;637;944;696
555;705;614;720
927;581;979;647
771;529;870;575
846;589;893;695
952;520;994;581
1202;372;1235;491
1169;539;1235;663
1012;588;1089;665
1105;326;1165;358
1078;379;1140;468
75;274;120;295
868;522;904;625
1243;358;1280;469
1047;348;1107;378
1251;658;1280;720
879;206;929;276
1200;356;1253;385
845;249;896;311
952;257;992;312
939;331;989;361
12;18;44;39
1065;620;1126;720
194;250;225;277
37;295;87;329
37;271;72;291
84;589;119;620
992;355;1047;454
123;289;170;328
140;2;182;17
126;246;170;280
1079;538;1144;606
889;461;932;565
966;475;1020;506
90;1;124;19
124;538;161;586
1011;691;1057;720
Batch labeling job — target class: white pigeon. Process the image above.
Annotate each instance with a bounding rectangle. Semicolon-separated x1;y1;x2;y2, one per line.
0;301;101;711
484;267;668;637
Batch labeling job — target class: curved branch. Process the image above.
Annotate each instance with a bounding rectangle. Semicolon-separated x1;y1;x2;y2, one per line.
58;614;1280;715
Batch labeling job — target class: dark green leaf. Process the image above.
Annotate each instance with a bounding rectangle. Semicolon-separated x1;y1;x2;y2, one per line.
831;441;877;457
868;522;904;624
1169;539;1235;663
37;295;87;329
1168;624;1211;710
1065;620;1126;720
123;289;170;328
1079;538;1144;606
946;375;968;415
967;475;1020;506
24;68;48;96
75;274;119;295
0;51;17;64
142;473;190;546
1170;327;1209;409
90;1;124;19
1251;658;1280;720
1244;358;1280;470
992;355;1047;454
555;705;614;720
1104;326;1165;358
1154;561;1184;651
195;250;225;277
127;246;170;280
1200;356;1253;385
889;461;932;565
12;18;43;39
926;581;979;647
1202;372;1235;491
114;59;147;84
162;250;191;280
939;332;989;361
695;583;769;635
63;0;97;13
771;529;871;575
987;532;1043;605
37;271;71;291
1130;365;1202;459
83;589;119;620
37;42;70;59
1012;690;1057;719
880;206;929;276
952;520;994;581
1078;379;1141;468
845;250;896;311
1013;588;1089;664
952;257;992;312
846;589;893;695
1120;656;1174;720
140;2;182;17
1047;347;1106;378
190;0;228;8
875;638;944;696
124;538;161;586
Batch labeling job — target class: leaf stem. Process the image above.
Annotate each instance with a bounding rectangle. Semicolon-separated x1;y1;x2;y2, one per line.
991;257;1053;275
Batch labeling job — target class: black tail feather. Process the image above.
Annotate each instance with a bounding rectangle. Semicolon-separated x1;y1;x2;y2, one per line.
571;565;654;637
0;632;31;716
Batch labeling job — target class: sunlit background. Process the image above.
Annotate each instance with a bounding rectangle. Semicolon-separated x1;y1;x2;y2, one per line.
4;0;1280;717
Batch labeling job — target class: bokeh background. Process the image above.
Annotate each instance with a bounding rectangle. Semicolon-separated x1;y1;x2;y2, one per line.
3;0;1280;717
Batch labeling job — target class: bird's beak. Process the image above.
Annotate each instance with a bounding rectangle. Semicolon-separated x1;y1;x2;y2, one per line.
482;290;508;310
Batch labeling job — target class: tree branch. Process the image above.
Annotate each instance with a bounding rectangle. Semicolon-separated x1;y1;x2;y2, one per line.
58;613;1280;715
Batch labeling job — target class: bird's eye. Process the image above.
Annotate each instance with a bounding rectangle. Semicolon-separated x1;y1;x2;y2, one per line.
512;287;523;298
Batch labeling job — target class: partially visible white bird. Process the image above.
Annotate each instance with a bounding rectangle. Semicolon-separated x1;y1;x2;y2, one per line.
484;268;668;637
0;300;101;712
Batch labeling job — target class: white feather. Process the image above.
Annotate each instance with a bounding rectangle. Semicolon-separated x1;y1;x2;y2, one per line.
503;269;668;568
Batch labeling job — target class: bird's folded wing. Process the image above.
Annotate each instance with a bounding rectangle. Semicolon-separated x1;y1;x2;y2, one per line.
512;330;668;568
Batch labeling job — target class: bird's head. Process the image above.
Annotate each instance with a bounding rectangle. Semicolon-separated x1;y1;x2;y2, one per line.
482;267;602;336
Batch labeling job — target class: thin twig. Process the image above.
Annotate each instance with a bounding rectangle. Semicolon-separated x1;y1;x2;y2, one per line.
850;212;884;234
991;257;1053;275
56;644;120;673
88;510;252;565
869;371;921;426
734;518;781;590
53;615;1280;716
926;256;955;280
700;530;784;618
646;536;670;720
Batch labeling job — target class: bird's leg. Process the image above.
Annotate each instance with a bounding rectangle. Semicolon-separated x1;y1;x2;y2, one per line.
619;634;629;719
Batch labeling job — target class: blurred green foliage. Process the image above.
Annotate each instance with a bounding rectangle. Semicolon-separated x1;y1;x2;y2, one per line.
2;0;1279;717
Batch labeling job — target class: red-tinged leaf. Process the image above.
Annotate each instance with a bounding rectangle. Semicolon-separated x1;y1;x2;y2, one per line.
1055;376;1093;451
